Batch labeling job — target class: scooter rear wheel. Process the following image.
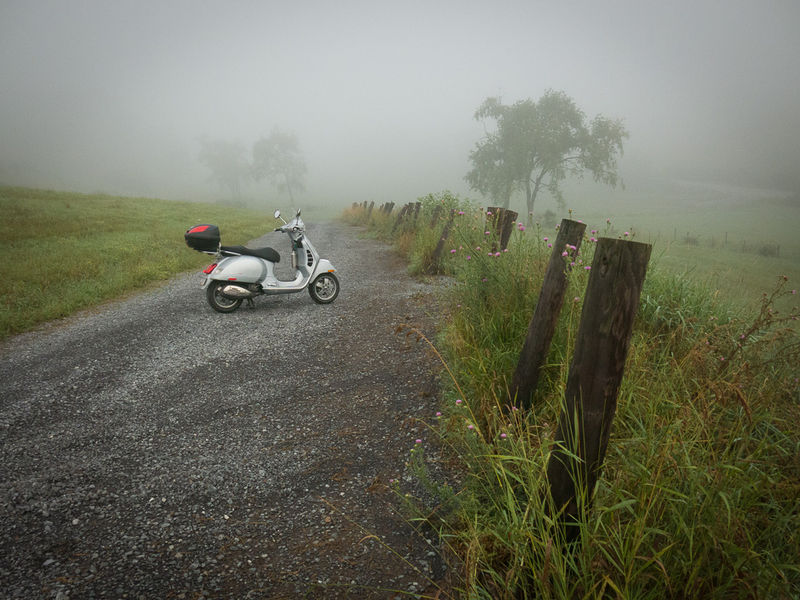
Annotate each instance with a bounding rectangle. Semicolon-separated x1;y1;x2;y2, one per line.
309;272;340;304
206;280;243;313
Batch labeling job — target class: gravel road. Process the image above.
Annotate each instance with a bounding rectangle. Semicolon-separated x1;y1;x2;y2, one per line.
0;222;448;599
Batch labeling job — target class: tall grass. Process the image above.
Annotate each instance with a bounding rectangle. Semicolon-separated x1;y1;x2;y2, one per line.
0;187;270;338
344;193;800;598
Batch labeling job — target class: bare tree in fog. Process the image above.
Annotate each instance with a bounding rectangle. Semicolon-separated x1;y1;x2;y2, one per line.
197;138;250;200
466;90;628;216
252;128;307;204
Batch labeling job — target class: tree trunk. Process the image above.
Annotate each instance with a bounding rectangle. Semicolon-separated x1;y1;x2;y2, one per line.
527;171;546;218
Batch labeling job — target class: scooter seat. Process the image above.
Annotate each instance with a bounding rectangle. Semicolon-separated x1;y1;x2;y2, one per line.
220;245;280;263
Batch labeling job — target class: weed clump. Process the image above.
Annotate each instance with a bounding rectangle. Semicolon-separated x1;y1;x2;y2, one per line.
347;197;800;599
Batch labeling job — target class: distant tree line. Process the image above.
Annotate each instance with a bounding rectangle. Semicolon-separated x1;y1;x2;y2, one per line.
198;128;306;202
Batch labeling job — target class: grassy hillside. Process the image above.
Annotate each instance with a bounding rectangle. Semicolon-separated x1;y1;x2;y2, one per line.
0;187;271;338
344;194;799;599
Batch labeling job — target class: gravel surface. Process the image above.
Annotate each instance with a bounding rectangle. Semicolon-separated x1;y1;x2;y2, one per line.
0;222;449;599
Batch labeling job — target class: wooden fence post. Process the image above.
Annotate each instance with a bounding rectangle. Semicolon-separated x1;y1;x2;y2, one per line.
392;203;410;233
486;207;518;251
426;209;456;275
546;237;651;542
497;209;518;251
366;201;374;218
429;205;443;227
510;219;586;409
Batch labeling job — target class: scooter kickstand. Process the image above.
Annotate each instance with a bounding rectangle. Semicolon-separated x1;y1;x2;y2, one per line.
246;298;255;309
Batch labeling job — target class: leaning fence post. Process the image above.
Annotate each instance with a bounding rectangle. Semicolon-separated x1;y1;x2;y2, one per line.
486;207;517;251
392;203;410;233
497;209;518;251
429;205;443;227
510;219;586;409
546;237;651;542
426;209;456;275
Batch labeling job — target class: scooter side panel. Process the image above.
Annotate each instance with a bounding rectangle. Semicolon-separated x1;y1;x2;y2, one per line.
208;255;268;283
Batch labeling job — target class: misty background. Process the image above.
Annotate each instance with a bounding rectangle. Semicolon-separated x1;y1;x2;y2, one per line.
1;0;798;209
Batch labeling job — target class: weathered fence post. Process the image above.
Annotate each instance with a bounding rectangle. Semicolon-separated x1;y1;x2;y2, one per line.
426;209;456;275
497;209;518;251
366;201;374;218
510;219;586;409
546;237;651;542
412;201;421;223
429;205;443;227
392;203;410;233
486;207;518;251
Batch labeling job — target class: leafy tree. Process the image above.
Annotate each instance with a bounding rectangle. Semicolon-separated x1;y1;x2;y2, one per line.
466;90;628;215
197;138;250;200
251;128;307;203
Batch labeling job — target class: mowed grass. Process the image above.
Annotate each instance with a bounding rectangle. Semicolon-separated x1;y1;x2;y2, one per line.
0;187;270;338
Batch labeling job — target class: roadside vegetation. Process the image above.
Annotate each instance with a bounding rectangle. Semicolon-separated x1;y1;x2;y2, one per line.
0;187;270;338
343;193;799;599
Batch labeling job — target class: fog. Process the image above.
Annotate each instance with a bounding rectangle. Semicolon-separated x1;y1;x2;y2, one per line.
1;0;799;207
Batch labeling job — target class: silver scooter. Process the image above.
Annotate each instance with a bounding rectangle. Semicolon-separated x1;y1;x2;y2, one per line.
185;209;339;313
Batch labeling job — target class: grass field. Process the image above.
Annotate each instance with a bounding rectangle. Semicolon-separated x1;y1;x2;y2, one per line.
534;184;800;317
0;187;273;338
344;193;799;599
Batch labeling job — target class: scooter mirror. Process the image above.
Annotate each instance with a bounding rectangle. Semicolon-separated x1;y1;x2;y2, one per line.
273;209;281;219
296;209;301;217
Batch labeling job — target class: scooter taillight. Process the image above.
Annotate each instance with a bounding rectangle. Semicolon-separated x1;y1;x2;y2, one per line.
202;263;217;275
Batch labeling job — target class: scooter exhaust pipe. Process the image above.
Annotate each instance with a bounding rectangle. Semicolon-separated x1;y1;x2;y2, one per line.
220;284;256;299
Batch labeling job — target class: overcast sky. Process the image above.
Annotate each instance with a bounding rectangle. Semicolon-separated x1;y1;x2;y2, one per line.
1;0;798;204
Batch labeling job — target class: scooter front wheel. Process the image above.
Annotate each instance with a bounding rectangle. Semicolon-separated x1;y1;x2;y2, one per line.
309;272;340;304
206;280;243;313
